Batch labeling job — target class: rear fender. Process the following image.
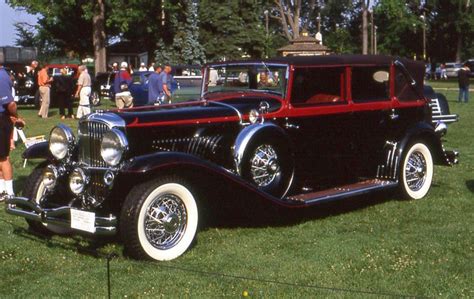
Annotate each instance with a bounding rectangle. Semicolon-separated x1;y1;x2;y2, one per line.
397;122;448;166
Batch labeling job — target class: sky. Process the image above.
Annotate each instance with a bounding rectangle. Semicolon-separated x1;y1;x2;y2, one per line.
0;1;38;47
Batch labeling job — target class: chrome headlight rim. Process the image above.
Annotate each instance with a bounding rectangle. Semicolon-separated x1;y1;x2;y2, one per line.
42;165;58;191
100;128;128;167
49;124;75;160
69;167;89;195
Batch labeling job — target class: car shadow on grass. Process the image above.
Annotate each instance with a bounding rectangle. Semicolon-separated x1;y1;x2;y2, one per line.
10;225;121;259
206;189;397;230
465;180;474;193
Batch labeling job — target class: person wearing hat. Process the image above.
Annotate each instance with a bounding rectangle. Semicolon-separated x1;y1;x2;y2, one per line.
113;62;133;109
139;62;147;72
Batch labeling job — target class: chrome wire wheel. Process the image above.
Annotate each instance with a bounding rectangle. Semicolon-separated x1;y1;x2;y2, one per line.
405;151;427;192
401;143;433;200
250;144;281;187
134;181;199;261
144;193;187;250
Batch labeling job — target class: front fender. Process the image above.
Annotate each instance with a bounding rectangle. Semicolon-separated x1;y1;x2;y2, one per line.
22;141;52;160
117;151;299;208
233;122;292;175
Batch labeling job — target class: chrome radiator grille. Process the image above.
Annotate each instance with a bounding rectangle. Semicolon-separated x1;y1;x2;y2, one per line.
78;121;109;167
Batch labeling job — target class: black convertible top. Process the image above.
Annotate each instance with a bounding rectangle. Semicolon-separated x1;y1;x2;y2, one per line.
209;54;422;68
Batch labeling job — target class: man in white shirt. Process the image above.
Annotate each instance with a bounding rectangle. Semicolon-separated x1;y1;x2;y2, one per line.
74;65;92;118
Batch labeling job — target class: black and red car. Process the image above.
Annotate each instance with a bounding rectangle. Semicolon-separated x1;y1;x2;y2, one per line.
6;55;458;261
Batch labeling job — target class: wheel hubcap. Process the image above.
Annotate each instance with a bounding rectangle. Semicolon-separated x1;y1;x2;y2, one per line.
144;194;187;250
405;151;427;192
250;144;280;187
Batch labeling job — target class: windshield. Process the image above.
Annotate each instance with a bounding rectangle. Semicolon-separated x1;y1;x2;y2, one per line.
204;63;288;97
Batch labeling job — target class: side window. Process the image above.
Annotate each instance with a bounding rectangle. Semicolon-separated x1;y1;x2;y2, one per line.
395;69;418;101
291;67;346;107
351;66;390;103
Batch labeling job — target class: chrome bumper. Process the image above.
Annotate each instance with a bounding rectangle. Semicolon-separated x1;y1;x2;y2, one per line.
5;196;117;236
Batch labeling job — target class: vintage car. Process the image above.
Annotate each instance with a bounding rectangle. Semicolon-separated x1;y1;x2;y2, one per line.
6;55;458;261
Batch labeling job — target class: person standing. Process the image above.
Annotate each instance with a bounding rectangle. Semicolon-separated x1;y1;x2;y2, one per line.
75;65;92;118
159;64;173;104
138;62;147;72
440;63;447;80
148;65;163;105
148;62;156;71
0;63;25;200
114;62;133;109
37;65;53;118
458;63;471;103
55;68;74;119
27;60;40;106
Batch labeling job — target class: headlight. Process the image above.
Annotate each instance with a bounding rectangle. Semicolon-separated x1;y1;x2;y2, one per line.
69;168;88;195
42;165;58;190
49;125;75;160
249;109;260;124
100;128;128;166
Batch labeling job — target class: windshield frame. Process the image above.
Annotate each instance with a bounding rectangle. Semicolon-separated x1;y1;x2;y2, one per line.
201;62;289;99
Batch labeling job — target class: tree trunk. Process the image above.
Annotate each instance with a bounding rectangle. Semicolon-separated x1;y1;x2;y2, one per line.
93;0;106;74
455;34;462;62
362;1;368;54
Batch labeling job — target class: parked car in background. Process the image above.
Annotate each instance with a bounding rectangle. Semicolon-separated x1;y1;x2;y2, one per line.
444;62;462;78
95;71;115;102
7;55;458;261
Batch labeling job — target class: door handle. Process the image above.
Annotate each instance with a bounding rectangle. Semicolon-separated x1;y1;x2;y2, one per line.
389;109;399;120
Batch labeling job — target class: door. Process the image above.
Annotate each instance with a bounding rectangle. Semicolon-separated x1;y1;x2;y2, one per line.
285;66;355;189
350;65;393;178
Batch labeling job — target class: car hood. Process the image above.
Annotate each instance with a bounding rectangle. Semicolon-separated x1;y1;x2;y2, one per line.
109;93;283;128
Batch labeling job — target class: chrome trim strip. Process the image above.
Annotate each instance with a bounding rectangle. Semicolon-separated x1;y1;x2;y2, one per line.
82;112;126;129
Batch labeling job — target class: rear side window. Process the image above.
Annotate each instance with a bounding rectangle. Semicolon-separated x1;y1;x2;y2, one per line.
351;66;390;103
395;68;418;101
291;67;346;106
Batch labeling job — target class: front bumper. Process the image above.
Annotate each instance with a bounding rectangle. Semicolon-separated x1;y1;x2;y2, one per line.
5;196;117;236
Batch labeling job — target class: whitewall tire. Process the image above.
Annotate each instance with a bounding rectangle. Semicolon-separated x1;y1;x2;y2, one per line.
400;143;433;200
121;178;199;261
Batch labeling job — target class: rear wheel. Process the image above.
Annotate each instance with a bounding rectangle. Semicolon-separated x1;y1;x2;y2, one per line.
400;142;433;199
120;176;199;261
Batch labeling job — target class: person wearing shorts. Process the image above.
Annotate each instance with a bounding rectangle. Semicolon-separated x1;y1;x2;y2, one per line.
75;65;92;118
0;64;25;201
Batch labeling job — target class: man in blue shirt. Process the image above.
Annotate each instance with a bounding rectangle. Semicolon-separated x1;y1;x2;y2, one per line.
160;64;173;104
148;65;163;105
0;64;25;200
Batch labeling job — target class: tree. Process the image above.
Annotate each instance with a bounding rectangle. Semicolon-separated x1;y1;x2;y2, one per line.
154;0;206;65
199;0;266;61
271;0;317;40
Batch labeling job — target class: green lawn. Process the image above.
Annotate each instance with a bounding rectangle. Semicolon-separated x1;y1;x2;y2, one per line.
1;88;473;298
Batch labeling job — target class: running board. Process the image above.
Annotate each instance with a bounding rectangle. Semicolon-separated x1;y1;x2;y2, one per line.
286;179;398;205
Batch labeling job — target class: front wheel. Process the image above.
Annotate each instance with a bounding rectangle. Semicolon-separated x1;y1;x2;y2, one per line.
23;165;72;235
120;177;199;261
400;142;434;200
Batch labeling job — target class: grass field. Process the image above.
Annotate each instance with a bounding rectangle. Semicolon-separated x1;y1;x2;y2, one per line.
0;85;473;298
